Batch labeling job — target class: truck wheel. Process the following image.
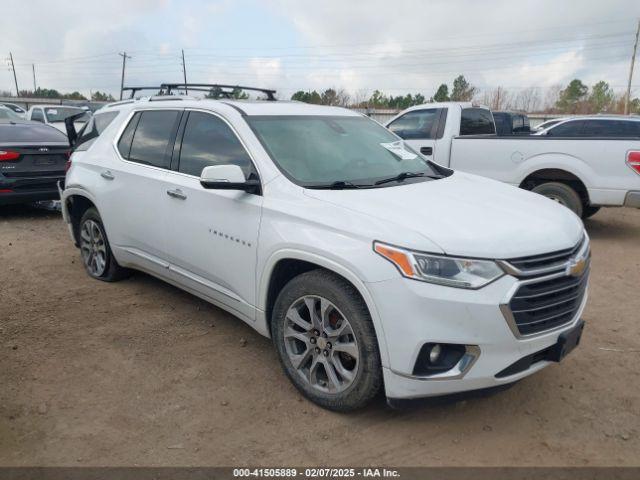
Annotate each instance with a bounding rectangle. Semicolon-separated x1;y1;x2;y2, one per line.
531;182;583;217
582;206;600;219
79;208;131;282
271;270;382;411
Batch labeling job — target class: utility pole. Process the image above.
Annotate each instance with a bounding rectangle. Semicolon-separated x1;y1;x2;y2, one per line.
181;49;188;95
32;63;37;92
625;19;640;115
119;51;131;100
9;52;19;97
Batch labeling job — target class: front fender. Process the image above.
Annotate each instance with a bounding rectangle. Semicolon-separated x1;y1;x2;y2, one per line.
257;248;392;368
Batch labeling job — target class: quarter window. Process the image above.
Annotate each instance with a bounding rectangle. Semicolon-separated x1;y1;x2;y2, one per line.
127;110;180;168
460;108;495;135
387;109;441;140
117;112;141;159
75;111;119;151
178;111;255;177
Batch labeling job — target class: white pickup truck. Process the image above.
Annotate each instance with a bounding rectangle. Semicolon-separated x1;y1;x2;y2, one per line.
386;102;640;218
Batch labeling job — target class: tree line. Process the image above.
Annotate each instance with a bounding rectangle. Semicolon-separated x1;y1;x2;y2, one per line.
291;75;640;114
0;87;115;102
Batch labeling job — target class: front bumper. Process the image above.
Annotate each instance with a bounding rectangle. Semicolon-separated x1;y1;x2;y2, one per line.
367;274;587;400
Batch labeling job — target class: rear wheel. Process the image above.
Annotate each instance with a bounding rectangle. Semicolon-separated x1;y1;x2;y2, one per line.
79;208;130;282
582;206;600;219
271;270;382;411
531;182;583;217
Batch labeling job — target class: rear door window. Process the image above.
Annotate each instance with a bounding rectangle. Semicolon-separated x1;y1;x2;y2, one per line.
460;108;495;135
387;109;442;140
126;110;181;168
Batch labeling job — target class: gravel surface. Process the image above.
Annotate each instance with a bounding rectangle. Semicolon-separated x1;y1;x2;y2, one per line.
1;204;639;466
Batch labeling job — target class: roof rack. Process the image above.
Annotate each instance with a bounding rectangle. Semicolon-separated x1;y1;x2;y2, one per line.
159;83;277;101
121;86;164;99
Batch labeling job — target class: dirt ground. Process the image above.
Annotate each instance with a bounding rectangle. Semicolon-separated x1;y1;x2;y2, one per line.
0;204;639;467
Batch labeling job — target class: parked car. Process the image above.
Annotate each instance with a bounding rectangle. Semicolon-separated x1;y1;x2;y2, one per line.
1;102;27;118
534;115;640;137
26;105;91;134
386;103;640;218
492;111;531;135
0;120;70;205
59;91;588;411
0;105;25;121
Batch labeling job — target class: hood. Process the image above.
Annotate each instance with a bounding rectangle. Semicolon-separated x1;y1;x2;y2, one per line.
303;171;584;259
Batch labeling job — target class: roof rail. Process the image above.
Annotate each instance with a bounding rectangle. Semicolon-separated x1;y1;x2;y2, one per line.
159;83;277;101
122;86;163;99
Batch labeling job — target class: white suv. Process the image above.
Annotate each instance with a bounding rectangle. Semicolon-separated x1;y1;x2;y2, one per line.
60;93;590;411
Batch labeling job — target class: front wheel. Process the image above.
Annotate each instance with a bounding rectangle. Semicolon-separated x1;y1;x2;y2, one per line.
271;270;382;411
531;182;583;218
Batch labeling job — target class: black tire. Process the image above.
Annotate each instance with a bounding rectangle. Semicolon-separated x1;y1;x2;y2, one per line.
531;182;583;217
78;207;131;282
271;270;382;411
582;206;600;219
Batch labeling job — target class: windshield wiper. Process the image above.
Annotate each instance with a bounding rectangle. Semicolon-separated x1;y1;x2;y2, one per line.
306;180;368;190
374;171;440;185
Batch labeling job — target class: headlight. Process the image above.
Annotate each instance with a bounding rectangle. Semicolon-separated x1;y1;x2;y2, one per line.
373;242;504;289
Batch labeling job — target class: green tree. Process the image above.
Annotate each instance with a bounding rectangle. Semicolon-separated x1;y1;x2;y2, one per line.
62;91;87;100
556;79;588;113
91;91;116;102
206;86;249;100
450;75;476;101
432;84;449;102
368;90;389;108
291;90;322;104
588;81;614;113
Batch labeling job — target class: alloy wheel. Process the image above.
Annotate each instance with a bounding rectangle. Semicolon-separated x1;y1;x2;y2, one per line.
283;295;359;394
80;219;107;276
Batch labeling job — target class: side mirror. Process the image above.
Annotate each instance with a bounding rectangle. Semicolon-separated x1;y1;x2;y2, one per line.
200;165;261;194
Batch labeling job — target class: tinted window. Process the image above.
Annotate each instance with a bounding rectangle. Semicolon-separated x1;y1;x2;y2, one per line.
460;108;495;135
117;112;141;159
128;110;180;168
3;104;24;113
581;119;640;137
0;124;68;143
31;109;44;122
75;111;119;151
179;112;255;177
387;109;441;139
492;113;509;135
547;120;584;136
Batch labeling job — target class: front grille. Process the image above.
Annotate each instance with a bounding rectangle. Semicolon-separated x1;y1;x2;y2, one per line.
507;264;589;336
504;235;586;275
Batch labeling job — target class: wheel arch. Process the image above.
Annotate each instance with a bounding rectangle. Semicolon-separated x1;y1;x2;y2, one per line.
258;250;391;367
63;191;98;246
519;168;591;206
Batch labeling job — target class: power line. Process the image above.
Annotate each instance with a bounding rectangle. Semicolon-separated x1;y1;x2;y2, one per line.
181;49;188;95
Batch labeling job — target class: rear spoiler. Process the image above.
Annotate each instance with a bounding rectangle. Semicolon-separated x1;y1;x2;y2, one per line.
64;112;87;147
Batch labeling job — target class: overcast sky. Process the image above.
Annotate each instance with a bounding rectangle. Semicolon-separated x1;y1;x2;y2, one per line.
2;0;640;100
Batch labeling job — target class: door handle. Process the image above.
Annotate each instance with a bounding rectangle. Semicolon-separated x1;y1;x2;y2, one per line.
100;170;115;180
166;188;187;200
420;146;433;156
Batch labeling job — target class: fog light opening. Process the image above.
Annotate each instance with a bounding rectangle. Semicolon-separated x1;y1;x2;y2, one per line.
429;344;442;363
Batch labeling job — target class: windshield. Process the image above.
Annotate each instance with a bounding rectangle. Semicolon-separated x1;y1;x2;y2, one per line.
247;115;443;187
0;107;23;121
44;107;90;123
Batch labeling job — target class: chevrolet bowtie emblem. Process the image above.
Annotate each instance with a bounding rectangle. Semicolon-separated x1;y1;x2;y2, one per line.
566;256;587;277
